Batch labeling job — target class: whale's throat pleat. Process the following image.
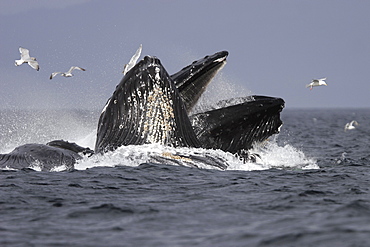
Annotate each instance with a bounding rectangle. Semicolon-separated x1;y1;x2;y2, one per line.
95;57;200;153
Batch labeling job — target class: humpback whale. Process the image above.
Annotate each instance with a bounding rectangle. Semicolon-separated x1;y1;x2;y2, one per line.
0;51;284;171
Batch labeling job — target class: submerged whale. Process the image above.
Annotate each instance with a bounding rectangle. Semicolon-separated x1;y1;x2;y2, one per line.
0;51;284;171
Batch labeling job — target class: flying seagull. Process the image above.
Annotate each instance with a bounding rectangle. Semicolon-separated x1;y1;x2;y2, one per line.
15;47;40;71
122;44;142;75
306;77;327;90
344;120;359;131
50;66;86;79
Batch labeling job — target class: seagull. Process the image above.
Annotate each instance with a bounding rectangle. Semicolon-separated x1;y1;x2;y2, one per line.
15;47;40;71
344;120;359;131
122;44;142;75
50;66;86;79
306;77;327;90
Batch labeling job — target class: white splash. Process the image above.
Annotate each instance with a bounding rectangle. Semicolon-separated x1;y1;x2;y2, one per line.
249;140;319;170
191;72;252;114
74;138;318;171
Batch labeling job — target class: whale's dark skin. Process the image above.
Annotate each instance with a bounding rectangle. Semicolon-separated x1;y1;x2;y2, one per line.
0;141;93;171
171;51;228;113
191;95;284;154
0;51;285;171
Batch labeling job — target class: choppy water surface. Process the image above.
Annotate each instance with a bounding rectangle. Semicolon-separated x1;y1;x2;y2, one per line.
1;108;370;246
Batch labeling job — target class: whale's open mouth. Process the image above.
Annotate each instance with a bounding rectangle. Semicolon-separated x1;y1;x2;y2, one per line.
95;51;284;156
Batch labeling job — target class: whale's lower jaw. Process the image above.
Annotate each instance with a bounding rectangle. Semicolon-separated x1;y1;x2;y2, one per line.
191;96;285;154
94;56;201;154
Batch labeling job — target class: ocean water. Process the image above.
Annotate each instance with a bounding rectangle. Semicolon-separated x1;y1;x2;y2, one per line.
1;108;370;246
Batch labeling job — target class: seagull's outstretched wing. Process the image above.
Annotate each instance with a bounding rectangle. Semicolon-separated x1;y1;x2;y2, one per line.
69;66;86;73
123;44;142;75
19;47;30;59
50;72;61;79
28;60;39;71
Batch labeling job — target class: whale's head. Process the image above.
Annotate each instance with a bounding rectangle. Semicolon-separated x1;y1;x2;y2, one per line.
95;55;200;153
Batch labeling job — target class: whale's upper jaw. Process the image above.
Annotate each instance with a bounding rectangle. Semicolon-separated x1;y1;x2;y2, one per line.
171;51;229;113
94;55;201;154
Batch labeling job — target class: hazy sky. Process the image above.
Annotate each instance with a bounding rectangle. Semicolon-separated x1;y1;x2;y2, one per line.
1;0;370;109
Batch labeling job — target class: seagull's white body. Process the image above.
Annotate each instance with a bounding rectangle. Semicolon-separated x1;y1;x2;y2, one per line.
306;77;327;90
15;47;39;71
50;66;86;79
344;120;359;131
122;44;142;75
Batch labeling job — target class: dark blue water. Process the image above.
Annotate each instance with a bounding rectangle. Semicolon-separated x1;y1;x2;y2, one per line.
1;109;370;246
